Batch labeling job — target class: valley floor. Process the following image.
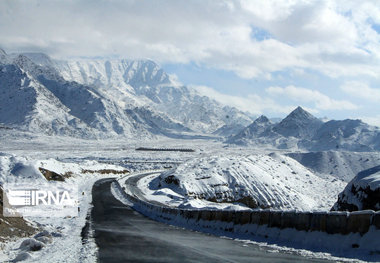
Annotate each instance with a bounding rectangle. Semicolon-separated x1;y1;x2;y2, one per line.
0;135;378;262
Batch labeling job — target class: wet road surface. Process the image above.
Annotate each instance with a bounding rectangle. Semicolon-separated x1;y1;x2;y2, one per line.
91;178;328;263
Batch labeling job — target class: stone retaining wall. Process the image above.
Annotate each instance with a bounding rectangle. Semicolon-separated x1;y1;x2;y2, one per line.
114;181;380;236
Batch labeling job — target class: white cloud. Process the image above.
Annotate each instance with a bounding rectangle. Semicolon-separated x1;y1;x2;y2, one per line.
266;85;358;110
241;0;358;44
0;0;379;79
360;115;380;128
340;81;380;102
192;85;295;115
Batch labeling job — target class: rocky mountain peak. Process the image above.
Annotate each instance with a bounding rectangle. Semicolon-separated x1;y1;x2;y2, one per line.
285;106;317;121
124;59;171;89
274;106;323;138
0;48;6;57
0;48;10;64
13;54;61;82
13;54;35;69
254;115;270;124
21;52;54;67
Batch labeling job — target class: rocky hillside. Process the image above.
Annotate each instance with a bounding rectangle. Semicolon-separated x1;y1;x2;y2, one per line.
332;165;380;211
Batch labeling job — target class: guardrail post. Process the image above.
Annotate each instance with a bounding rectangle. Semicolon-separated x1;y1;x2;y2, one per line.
347;211;374;235
373;212;380;230
326;212;349;235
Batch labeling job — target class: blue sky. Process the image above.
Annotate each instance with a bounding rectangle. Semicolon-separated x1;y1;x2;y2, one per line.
162;62;378;121
1;0;380;125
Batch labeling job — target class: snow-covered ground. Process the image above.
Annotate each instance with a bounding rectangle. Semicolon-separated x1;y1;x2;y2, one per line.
114;166;380;263
0;136;212;262
287;151;380;182
0;153;128;262
136;153;346;211
1;48;379;262
1;135;379;262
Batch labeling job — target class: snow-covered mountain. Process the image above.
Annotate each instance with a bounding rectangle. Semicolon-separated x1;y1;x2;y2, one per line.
212;123;246;137
228;107;380;152
0;59;94;137
287;151;380;182
311;119;380;152
273;106;323;139
1;53;154;138
0;49;253;138
0;48;10;64
51;57;253;133
150;153;345;211
332;165;380;211
227;115;273;144
3;49;379;147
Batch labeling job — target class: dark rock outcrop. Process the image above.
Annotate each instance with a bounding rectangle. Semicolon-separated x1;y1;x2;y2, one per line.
332;165;380;211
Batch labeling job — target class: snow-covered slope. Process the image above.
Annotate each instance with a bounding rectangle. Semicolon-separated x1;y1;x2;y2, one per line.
0;154;46;184
3;50;224;138
227;115;273;144
52;58;253;133
13;54;152;137
228;107;380;152
17;52;55;68
212;123;246;137
273;107;323;138
287;151;380;182
150;154;345;211
311;119;379;152
0;61;94;137
1;51;254;137
125;106;191;136
0;153;128;262
332;165;380;211
0;48;11;64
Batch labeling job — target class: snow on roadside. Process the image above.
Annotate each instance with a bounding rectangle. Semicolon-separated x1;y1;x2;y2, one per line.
141;153;346;211
113;173;379;263
136;172;249;210
0;153;128;262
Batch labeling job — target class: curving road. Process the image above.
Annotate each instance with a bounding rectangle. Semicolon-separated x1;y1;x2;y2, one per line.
90;178;329;263
123;171;166;206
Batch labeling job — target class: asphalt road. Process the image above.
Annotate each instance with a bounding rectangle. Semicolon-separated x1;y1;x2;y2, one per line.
91;178;329;263
123;171;167;206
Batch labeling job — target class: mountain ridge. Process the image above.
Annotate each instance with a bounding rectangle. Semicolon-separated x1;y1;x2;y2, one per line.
273;106;323;139
2;49;379;150
228;107;380;152
0;49;253;138
50;56;253;133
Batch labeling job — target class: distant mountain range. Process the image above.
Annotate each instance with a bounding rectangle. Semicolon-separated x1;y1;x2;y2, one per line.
0;49;252;138
1;48;379;152
228;106;380;152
